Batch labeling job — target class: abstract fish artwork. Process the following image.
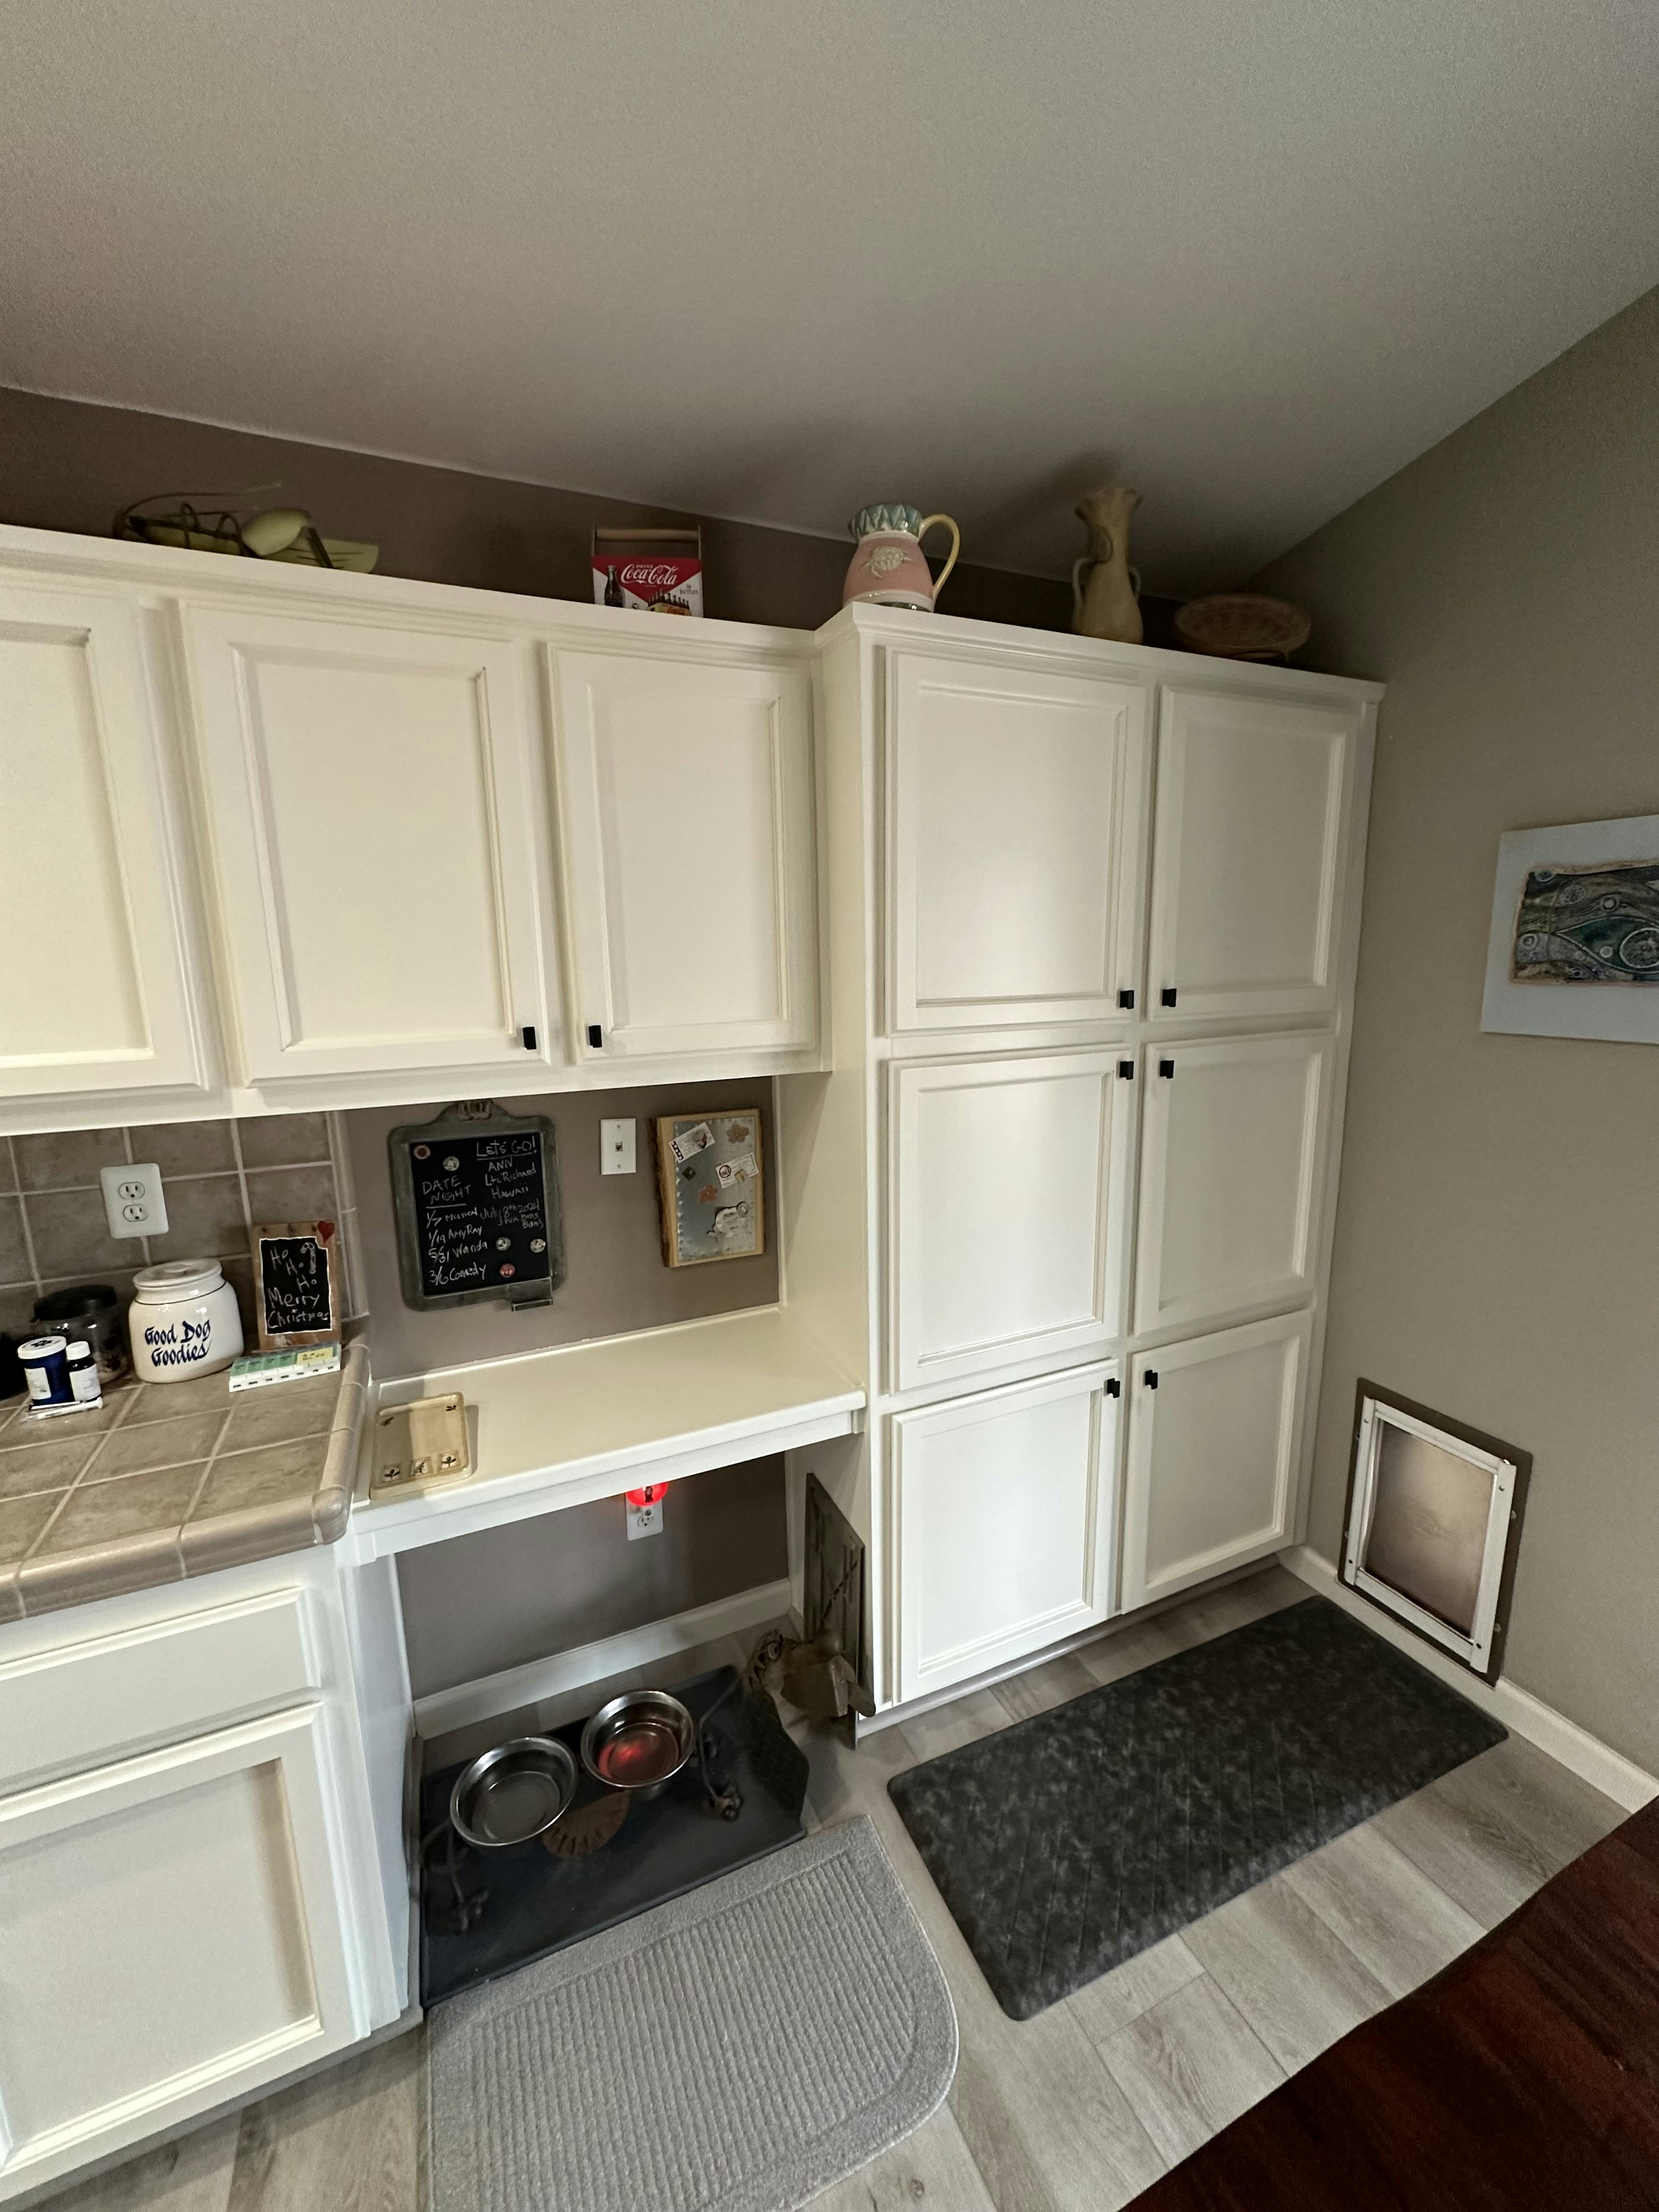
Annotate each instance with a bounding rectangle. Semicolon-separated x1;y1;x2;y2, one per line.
1510;861;1659;983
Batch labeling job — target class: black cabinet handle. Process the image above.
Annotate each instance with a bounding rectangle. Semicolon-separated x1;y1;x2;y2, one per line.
1118;1059;1135;1080
521;1025;537;1051
1160;986;1178;1007
1158;1058;1175;1078
1145;1369;1159;1389
1106;1377;1121;1398
587;1023;603;1049
1118;988;1135;1010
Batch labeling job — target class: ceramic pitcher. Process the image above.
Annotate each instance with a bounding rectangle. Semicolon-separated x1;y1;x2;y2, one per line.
843;504;961;612
1071;484;1143;644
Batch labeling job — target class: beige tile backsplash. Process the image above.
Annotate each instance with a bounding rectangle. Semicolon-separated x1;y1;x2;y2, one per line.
0;1116;363;1347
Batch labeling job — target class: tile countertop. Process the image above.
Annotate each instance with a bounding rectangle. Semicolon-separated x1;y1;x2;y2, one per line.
0;1339;369;1620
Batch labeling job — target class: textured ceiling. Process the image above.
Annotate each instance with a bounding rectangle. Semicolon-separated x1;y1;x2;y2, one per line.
3;1;1657;592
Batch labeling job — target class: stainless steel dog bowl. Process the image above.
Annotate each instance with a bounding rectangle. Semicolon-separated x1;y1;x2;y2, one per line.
580;1688;696;1798
450;1736;577;1849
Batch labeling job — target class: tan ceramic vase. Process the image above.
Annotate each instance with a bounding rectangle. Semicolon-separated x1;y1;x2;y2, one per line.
1071;485;1143;644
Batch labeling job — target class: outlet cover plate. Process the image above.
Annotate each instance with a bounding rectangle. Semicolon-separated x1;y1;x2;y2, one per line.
600;1118;637;1176
99;1162;168;1238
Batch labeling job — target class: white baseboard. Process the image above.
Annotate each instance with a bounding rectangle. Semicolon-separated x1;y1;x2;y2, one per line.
413;1578;794;1738
1282;1545;1658;1814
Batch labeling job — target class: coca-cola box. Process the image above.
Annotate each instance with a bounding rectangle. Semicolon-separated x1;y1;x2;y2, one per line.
592;526;704;617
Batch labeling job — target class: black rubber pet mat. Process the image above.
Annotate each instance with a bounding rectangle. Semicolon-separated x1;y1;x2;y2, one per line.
887;1595;1505;2020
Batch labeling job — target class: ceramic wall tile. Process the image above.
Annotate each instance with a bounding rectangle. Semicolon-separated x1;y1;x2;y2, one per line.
146;1173;251;1262
238;1113;332;1169
24;1188;133;1276
245;1163;339;1224
0;1138;16;1195
12;1130;121;1191
0;1195;30;1286
130;1119;238;1177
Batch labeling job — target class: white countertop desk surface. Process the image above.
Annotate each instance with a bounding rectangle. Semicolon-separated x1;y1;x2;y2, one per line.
342;1307;865;1560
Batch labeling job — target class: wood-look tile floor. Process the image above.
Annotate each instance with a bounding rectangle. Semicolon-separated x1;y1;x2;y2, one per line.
50;1568;1624;2212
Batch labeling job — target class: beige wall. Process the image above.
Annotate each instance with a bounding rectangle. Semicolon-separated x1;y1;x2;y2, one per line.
1254;285;1659;1770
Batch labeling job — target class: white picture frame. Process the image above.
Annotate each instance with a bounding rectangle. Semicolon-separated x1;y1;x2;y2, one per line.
1482;812;1659;1044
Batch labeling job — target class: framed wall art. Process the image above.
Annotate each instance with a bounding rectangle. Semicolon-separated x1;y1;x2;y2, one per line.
654;1108;765;1267
1482;813;1659;1044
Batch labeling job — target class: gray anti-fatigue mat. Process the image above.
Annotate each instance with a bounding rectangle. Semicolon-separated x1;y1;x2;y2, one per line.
888;1595;1505;2020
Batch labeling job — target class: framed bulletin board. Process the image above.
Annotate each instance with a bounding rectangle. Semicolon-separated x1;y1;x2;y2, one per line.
654;1109;765;1267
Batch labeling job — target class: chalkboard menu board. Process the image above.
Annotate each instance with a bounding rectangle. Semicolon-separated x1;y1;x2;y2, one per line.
388;1104;564;1311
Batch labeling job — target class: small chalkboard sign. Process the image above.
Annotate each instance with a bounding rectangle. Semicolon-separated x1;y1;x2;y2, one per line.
251;1220;342;1350
388;1103;565;1312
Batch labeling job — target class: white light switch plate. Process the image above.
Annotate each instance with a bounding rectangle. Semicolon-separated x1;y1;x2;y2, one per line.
99;1161;168;1238
600;1118;637;1176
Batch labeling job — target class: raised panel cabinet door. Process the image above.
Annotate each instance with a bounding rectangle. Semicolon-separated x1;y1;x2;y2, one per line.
888;1049;1133;1393
1134;1031;1332;1335
1147;687;1358;1023
552;648;817;1060
1121;1309;1311;1609
887;651;1147;1032
893;1363;1119;1703
0;1704;360;2199
0;585;205;1101
183;607;550;1083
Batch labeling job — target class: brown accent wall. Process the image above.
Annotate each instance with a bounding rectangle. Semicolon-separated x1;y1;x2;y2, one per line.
343;1081;780;1382
0;385;1075;634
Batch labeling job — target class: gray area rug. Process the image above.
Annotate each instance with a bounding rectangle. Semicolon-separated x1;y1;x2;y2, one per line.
428;1816;957;2212
888;1595;1506;2021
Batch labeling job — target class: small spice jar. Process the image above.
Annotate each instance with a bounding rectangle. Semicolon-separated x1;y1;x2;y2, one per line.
128;1260;245;1382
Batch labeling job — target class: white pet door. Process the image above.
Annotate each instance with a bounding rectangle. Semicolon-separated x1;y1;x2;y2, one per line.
1341;1383;1529;1682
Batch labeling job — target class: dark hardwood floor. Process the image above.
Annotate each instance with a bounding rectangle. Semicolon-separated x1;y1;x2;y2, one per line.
1134;1796;1659;2209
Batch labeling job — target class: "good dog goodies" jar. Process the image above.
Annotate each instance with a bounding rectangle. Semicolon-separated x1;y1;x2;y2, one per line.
128;1260;245;1382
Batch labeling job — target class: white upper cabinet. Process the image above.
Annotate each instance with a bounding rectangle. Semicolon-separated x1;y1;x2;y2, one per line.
1147;686;1358;1023
892;1362;1119;1701
886;650;1146;1033
183;607;551;1085
0;586;207;1103
551;647;817;1063
1134;1031;1331;1336
888;1047;1133;1393
1121;1309;1310;1608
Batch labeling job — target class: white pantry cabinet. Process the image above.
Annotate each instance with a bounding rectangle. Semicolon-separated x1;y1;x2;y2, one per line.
891;1362;1119;1701
0;1707;361;2195
1133;1031;1332;1336
183;605;553;1085
885;649;1146;1032
887;1047;1134;1393
0;584;208;1104
551;646;817;1063
1120;1309;1312;1609
1146;686;1358;1024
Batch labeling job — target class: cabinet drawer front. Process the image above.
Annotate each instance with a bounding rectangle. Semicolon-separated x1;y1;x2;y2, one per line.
0;1587;318;1796
552;648;817;1060
1148;688;1357;1023
184;607;549;1081
1134;1031;1331;1335
893;1363;1118;1702
0;585;204;1101
1122;1310;1310;1609
0;1706;358;2195
889;1050;1131;1392
887;651;1146;1032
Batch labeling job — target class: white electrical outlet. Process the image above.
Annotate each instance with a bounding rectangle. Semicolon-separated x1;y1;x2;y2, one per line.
600;1118;637;1176
626;1484;665;1539
99;1161;168;1239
